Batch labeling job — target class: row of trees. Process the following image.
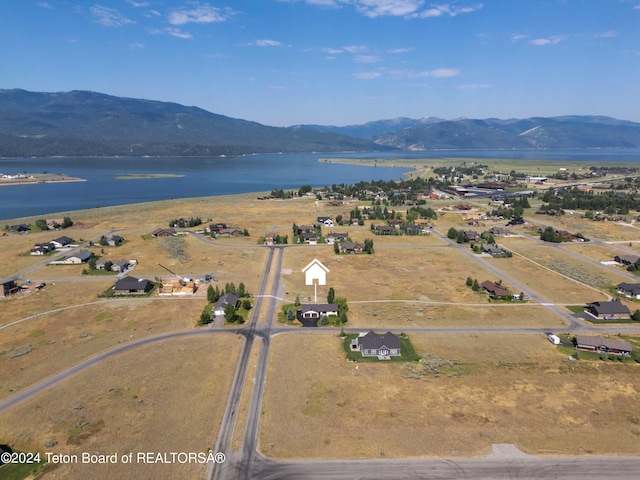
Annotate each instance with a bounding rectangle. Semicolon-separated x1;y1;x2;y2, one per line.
31;216;73;231
541;187;640;215
168;217;202;228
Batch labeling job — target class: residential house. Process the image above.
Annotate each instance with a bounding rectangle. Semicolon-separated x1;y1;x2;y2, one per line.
299;303;338;319
374;225;396;234
96;259;130;272
50;236;73;248
614;254;640;266
490;227;511;237
296;225;316;235
617;283;640;300
264;233;275;246
106;235;124;246
218;228;244;237
574;335;632;356
338;241;364;254
213;294;239;317
208;223;227;233
388;219;404;229
300;232;318;245
463;230;481;242
585;300;630;320
1;279;20;298
317;216;334;227
114;276;152;295
151;228;176;238
483;244;503;256
30;242;55;255
46;218;63;230
64;250;94;264
353;331;401;358
326;233;348;245
9;224;29;233
480;280;510;298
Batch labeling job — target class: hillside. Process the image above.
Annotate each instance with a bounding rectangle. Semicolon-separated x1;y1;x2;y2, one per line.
0;89;391;157
374;117;640;150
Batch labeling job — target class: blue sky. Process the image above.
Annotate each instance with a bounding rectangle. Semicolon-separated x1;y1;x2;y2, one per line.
3;1;640;126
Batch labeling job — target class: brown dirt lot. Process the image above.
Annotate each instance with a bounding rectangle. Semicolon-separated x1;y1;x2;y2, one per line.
0;334;241;480
261;333;640;459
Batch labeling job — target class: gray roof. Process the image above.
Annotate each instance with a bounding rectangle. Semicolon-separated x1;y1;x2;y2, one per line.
617;283;640;296
70;250;93;261
575;335;632;352
52;235;73;245
115;276;151;291
586;301;630;315
215;294;239;310
359;331;400;352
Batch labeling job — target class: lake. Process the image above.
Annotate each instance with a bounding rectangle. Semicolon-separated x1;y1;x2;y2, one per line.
1;149;639;221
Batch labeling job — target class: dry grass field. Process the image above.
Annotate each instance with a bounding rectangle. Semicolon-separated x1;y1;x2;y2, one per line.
348;303;565;328
0;335;242;479
261;333;640;459
563;243;638;263
0;292;206;401
507;245;630;290
526;214;640;242
281;244;509;306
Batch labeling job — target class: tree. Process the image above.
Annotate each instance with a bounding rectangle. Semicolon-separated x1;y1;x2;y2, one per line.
287;307;295;321
103;260;113;271
199;309;212;325
34;218;48;231
466;277;473;287
327;287;335;304
242;299;252;310
238;282;246;297
224;302;236;323
472;279;479;291
294;294;301;307
363;238;375;254
632;310;640;322
243;228;250;237
88;256;96;270
61;216;73;228
334;241;340;254
456;230;465;244
99;235;108;246
225;282;236;295
207;284;216;303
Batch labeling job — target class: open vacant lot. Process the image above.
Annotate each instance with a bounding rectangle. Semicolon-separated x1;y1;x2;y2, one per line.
0;335;241;480
261;333;640;459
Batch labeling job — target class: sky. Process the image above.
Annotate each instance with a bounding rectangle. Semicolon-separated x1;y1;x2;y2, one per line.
2;0;640;126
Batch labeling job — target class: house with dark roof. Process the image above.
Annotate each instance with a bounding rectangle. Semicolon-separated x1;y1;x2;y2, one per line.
218;228;244;237
353;331;401;358
338;241;363;254
480;280;509;298
317;216;334;227
585;300;630;320
208;223;227;233
213;294;239;317
299;232;318;245
10;224;29;233
63;250;94;264
1;279;20;298
463;230;481;242
490;227;511;237
151;228;176;238
614;254;639;266
617;283;640;300
574;335;632;356
326;232;348;244
114;276;152;294
30;242;55;255
106;235;124;246
483;244;503;256
50;236;73;248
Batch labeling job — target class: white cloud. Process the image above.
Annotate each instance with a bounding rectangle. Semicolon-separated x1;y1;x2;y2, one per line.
37;2;54;9
342;45;368;53
126;0;149;7
387;47;413;53
353;71;381;79
458;83;491;89
254;39;282;47
355;54;382;63
322;47;344;54
595;30;617;38
129;42;145;48
529;35;565;46
510;34;527;43
150;27;193;39
90;5;135;27
390;67;460;78
282;1;482;18
168;5;234;25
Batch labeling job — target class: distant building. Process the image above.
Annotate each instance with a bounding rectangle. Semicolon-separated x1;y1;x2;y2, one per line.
352;331;401;358
585;300;630;320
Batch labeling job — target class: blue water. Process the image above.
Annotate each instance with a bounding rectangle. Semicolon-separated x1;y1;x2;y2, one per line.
1;149;638;221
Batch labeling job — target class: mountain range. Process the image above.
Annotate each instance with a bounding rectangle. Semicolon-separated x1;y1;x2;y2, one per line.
1;89;640;157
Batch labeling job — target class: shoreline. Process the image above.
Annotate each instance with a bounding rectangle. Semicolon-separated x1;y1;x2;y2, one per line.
0;177;86;187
